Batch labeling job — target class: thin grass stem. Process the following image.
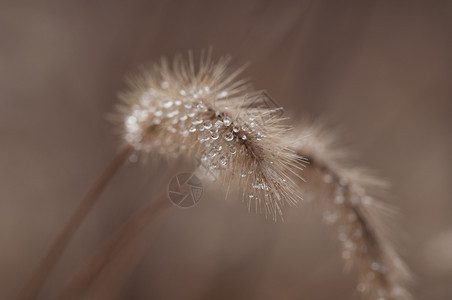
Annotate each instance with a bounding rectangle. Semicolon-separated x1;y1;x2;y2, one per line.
57;194;171;300
18;146;132;300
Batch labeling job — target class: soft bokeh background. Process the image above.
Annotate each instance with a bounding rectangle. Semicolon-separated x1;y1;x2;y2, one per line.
1;0;452;299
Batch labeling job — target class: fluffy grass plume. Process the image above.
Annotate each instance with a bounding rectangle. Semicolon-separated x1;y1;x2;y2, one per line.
117;52;412;298
116;50;303;220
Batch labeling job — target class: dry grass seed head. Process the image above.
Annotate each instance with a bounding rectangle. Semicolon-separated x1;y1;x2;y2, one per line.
117;51;303;220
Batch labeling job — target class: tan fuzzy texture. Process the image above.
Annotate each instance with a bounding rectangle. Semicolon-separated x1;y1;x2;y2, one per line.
291;122;412;300
114;52;412;298
115;51;304;220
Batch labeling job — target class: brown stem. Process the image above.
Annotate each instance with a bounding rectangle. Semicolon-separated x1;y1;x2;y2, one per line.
17;146;132;300
57;194;171;300
88;215;167;299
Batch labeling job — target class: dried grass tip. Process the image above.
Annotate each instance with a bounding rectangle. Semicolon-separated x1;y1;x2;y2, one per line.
116;51;304;220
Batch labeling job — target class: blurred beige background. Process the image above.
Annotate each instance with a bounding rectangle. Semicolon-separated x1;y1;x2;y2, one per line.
1;0;452;299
